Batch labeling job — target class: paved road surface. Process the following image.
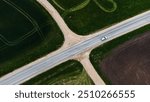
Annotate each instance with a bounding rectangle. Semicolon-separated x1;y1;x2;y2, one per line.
0;11;149;84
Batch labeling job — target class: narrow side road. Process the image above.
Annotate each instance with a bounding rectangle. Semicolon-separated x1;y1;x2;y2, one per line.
80;57;105;85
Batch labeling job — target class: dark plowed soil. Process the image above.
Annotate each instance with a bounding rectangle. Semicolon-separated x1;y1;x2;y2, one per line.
101;31;150;85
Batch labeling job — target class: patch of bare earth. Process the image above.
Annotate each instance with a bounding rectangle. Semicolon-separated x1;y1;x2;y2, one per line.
101;31;150;85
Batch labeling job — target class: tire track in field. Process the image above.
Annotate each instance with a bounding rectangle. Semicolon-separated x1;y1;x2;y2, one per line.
1;0;45;43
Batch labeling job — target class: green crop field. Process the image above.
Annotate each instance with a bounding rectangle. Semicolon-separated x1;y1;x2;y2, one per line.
90;25;150;84
23;60;93;85
49;0;150;35
0;0;64;77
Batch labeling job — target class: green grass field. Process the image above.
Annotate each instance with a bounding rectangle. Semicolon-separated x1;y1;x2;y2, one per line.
0;0;64;77
49;0;150;35
90;25;150;84
23;60;93;85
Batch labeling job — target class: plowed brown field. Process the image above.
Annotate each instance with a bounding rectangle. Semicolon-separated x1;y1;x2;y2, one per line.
101;31;150;85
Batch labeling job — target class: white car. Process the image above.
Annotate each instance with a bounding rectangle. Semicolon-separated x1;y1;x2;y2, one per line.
101;36;108;41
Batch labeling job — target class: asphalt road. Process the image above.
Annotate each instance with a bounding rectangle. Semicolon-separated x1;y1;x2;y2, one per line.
0;11;149;85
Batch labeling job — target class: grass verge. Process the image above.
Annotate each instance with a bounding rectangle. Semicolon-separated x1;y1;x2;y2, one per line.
23;60;93;85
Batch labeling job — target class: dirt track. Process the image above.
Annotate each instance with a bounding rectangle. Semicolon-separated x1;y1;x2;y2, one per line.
101;31;150;85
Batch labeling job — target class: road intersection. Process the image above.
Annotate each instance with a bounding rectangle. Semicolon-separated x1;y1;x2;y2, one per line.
0;0;149;85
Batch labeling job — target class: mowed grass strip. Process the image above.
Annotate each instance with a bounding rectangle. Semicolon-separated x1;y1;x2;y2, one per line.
23;60;93;85
90;25;150;84
0;0;64;77
52;0;88;10
49;0;150;35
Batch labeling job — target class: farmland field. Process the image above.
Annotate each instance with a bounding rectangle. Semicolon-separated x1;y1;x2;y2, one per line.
0;0;64;77
101;31;150;84
49;0;150;35
23;60;93;85
90;25;150;84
